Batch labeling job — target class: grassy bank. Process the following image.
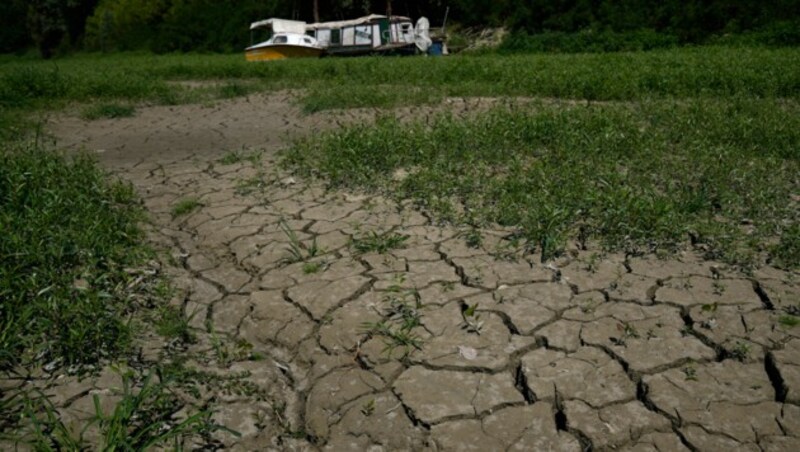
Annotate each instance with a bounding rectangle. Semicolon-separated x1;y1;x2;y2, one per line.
285;98;800;268
1;46;798;119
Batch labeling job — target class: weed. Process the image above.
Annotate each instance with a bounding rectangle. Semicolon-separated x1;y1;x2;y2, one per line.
464;228;483;249
171;197;201;217
351;230;409;255
81;103;135;120
362;280;424;358
15;370;216;450
302;261;325;274
219;148;263;166
730;341;751;361
779;315;799;328
155;306;195;343
682;365;698;381
611;322;639;346
460;302;484;335
279;220;322;264
360;399;376;417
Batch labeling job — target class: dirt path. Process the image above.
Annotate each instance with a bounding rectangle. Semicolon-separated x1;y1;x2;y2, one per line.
44;92;800;451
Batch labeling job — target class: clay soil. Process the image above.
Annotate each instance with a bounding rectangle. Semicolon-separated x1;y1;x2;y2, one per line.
24;92;800;450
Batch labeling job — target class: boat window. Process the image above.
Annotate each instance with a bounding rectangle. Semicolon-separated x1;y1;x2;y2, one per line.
273;35;288;44
402;24;412;34
304;37;313;44
331;29;341;45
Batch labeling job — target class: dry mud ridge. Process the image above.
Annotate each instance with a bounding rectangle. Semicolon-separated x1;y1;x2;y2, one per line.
36;93;800;450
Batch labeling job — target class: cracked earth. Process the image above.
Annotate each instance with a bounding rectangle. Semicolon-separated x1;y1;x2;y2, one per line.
28;92;800;450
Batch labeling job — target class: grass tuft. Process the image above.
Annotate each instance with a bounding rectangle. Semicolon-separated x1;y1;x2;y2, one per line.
81;103;136;120
171;198;202;218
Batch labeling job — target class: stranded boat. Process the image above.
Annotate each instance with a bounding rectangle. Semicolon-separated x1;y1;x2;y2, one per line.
306;14;432;56
246;18;322;61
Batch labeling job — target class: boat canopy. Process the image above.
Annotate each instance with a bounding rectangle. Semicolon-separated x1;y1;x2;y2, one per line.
305;14;411;31
250;18;307;34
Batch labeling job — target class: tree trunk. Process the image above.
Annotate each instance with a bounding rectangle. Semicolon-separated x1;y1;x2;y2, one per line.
313;0;319;23
386;0;392;17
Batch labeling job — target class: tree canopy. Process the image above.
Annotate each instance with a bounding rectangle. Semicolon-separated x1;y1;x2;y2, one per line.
2;0;798;57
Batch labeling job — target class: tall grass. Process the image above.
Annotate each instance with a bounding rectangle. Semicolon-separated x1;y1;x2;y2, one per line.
0;142;149;369
0;46;798;117
285;98;800;268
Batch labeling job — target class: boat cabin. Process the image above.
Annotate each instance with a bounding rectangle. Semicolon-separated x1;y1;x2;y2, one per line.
305;14;417;55
249;18;308;46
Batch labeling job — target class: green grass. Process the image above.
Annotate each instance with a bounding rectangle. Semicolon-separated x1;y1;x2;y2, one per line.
1;46;798;128
81;103;136;120
351;231;409;255
0;142;151;369
171;197;202;218
285;98;800;268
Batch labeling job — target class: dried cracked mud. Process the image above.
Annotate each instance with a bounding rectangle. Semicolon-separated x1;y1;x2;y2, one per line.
24;92;800;450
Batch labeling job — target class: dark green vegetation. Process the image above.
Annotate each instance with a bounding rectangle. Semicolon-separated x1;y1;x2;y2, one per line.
0;143;149;369
4;1;799;57
2;46;798;121
286;98;800;268
81;102;135;120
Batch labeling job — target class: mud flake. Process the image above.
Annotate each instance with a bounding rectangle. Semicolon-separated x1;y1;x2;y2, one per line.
287;275;370;320
560;258;625;292
451;255;552;289
416;304;536;371
201;265;251;293
607;273;658;303
521;347;635;406
304;368;384;439
581;304;715;373
239;290;314;348
621;432;690;452
393;367;523;424
680;425;760;451
564;400;671;450
324;392;427;451
319;292;384;354
537;319;583;352
656;276;761;309
211;295;251;334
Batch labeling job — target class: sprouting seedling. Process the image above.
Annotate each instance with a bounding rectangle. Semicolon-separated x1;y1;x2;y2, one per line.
611;321;638;346
461;302;483;335
280;219;323;264
361;399;376;416
682;365;697;381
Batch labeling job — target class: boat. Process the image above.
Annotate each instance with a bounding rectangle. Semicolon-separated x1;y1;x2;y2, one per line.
306;14;436;56
246;18;323;61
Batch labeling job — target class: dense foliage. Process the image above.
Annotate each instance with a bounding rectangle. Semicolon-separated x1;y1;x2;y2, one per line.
1;1;798;57
0;144;148;368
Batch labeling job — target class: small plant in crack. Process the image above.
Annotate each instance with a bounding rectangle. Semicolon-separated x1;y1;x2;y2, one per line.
584;252;601;273
351;230;409;255
280;219;323;264
361;282;424;359
171;197;202;218
463;228;483;249
360;399;376;416
711;280;725;296
302;261;326;274
611;321;639;346
682;364;698;381
779;315;799;328
729;341;751;361
460;302;484;335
